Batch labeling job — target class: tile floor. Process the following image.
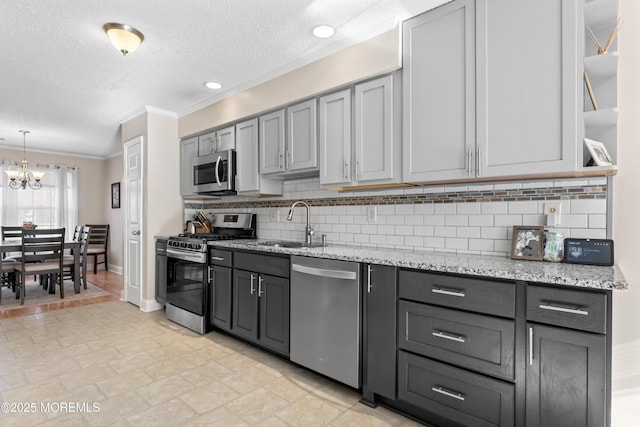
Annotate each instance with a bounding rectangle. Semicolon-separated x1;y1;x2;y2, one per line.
0;299;422;426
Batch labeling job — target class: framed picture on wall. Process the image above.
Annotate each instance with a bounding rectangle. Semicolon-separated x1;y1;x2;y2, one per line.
511;226;544;261
111;182;120;209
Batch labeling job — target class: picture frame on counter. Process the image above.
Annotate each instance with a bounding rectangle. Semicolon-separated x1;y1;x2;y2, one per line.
584;138;614;166
511;225;544;261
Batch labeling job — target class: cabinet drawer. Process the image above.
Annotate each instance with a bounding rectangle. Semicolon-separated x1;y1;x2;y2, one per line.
527;285;607;334
234;251;290;278
210;249;232;267
399;270;515;318
398;351;514;427
399;301;514;381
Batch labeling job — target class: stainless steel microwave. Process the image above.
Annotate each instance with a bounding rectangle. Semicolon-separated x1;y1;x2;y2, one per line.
193;149;237;195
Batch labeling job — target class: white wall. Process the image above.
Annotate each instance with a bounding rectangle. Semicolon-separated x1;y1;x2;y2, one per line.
612;0;640;424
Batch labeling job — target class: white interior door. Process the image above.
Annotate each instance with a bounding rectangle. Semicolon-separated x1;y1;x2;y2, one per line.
124;137;143;306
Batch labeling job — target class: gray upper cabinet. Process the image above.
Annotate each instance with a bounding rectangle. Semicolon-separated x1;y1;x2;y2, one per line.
287;99;318;173
320;76;400;187
403;0;579;183
260;109;286;175
198;126;236;156
476;0;578;177
403;0;475;183
319;89;352;185
237;117;282;195
180;136;198;197
354;75;400;184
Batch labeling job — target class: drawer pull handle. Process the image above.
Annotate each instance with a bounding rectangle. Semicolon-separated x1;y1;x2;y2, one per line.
539;303;588;316
210;256;225;261
529;326;534;366
432;288;466;298
432;386;465;401
432;331;466;343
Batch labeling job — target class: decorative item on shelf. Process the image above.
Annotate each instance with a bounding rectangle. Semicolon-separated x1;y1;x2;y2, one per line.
511;226;544;261
103;23;144;56
586;18;623;55
584;138;614;166
543;231;564;262
22;223;37;230
111;182;120;209
583;71;598;110
5;130;45;190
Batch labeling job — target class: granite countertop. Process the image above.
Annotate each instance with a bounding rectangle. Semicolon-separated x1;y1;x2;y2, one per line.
209;239;628;291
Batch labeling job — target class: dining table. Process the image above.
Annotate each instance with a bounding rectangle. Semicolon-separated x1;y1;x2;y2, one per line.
0;238;82;294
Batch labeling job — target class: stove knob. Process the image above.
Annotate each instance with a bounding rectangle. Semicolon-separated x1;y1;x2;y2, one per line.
180;242;187;248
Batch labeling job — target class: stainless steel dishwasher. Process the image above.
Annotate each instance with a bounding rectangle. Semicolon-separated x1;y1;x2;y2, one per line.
290;255;361;388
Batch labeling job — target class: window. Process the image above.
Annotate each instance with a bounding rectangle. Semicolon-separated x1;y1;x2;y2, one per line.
0;162;78;239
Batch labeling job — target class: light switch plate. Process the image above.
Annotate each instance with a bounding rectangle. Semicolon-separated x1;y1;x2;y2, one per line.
367;206;377;222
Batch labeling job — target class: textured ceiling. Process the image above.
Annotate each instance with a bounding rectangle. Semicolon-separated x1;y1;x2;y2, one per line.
0;0;447;158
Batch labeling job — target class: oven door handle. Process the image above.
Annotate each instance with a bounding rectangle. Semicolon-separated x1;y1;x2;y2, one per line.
166;248;206;264
215;155;222;187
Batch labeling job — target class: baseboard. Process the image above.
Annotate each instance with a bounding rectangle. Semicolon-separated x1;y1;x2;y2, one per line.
86;263;122;275
140;298;164;312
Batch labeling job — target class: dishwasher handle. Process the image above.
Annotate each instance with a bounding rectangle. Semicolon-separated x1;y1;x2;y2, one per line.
292;263;357;280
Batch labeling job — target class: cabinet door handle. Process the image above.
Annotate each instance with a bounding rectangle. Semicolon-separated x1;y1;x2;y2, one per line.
286;150;291;169
250;274;255;295
539;303;589;316
210;256;225;261
529;326;534;366
467;148;472;177
367;265;372;293
356;160;361;179
432;330;466;343
344;161;349;180
431;287;466;298
476;146;481;177
279;152;283;169
208;266;212;283
431;386;465;401
258;276;264;297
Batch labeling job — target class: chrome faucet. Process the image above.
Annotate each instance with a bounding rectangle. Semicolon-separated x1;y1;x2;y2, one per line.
287;201;314;245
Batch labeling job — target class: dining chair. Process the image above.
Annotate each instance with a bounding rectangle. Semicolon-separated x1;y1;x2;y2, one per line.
0;258;18;303
1;226;24;261
63;226;90;289
72;225;83;242
14;228;65;305
86;224;109;274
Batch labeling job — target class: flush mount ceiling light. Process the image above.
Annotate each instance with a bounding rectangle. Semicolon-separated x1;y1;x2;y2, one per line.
103;22;144;55
311;25;336;39
204;81;223;90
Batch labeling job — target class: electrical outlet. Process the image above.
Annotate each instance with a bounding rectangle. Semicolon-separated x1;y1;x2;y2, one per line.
367;206;377;222
544;202;562;227
270;209;279;222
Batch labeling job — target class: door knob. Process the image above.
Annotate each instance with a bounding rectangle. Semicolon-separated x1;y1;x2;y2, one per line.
132;230;140;235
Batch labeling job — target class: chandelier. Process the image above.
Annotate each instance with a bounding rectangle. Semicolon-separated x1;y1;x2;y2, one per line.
5;130;44;190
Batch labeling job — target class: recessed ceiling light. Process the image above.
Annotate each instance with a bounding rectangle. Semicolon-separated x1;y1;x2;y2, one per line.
311;25;336;39
204;81;223;90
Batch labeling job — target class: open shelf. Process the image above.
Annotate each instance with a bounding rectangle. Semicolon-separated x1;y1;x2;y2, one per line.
584;51;619;79
584;108;619;129
585;0;619;29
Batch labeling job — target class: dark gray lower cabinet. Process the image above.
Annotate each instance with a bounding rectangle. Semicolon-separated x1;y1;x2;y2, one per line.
364;264;397;401
398;351;515;427
210;265;232;331
155;239;167;304
526;323;606;427
232;268;290;356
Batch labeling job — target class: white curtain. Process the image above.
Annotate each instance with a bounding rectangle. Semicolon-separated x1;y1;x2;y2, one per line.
0;161;79;239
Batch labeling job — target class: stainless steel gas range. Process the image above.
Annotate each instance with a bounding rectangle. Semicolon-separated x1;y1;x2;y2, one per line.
165;213;256;334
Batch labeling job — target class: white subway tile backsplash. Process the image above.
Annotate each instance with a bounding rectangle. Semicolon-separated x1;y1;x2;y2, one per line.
435;203;457;215
571;199;606;214
446;238;468;250
457;227;481;238
469;215;494;227
589;214;607;229
434;226;457;238
446;215;468;226
481;202;508;214
206;177;608;258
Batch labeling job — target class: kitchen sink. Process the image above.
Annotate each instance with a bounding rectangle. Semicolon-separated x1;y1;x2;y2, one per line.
255;240;325;249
